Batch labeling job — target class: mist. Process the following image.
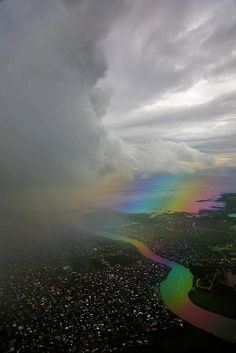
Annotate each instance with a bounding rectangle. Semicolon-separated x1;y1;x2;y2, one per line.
0;0;212;192
0;0;215;255
0;3;236;352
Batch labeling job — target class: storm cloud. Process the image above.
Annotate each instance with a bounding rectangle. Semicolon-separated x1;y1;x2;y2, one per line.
1;0;232;194
0;0;125;186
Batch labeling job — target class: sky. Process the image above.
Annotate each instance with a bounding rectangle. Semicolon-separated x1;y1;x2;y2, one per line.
101;0;236;168
0;0;236;208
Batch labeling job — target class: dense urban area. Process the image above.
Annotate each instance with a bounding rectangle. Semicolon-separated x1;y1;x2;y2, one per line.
0;194;236;353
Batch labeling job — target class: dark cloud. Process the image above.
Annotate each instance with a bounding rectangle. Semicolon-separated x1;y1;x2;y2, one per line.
0;0;127;186
0;0;213;194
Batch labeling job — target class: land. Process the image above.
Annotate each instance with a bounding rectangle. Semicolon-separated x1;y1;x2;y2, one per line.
0;193;236;352
189;284;236;320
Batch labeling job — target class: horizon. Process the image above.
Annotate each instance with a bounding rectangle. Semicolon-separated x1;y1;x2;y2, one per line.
0;1;236;353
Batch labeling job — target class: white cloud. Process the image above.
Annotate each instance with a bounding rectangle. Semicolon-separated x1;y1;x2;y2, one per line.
101;0;236;165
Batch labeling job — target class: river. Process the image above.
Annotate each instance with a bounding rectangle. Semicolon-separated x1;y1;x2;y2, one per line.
96;230;236;343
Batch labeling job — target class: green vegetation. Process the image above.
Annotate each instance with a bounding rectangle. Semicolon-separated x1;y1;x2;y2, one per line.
189;285;236;320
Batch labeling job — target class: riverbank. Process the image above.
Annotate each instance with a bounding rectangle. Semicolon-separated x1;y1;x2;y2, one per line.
189;284;236;320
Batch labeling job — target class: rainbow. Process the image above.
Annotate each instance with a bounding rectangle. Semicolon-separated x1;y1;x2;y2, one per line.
55;172;234;215
96;230;236;343
92;173;236;342
107;174;227;215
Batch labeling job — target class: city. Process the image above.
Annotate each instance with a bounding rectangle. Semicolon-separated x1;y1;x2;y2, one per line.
1;194;235;352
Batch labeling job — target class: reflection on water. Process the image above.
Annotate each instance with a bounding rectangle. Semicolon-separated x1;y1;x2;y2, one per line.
104;174;236;215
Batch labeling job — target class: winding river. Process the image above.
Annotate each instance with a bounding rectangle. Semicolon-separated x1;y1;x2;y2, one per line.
97;231;236;343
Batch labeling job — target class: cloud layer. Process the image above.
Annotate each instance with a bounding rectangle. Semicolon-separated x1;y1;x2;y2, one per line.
102;0;236;166
0;0;226;191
